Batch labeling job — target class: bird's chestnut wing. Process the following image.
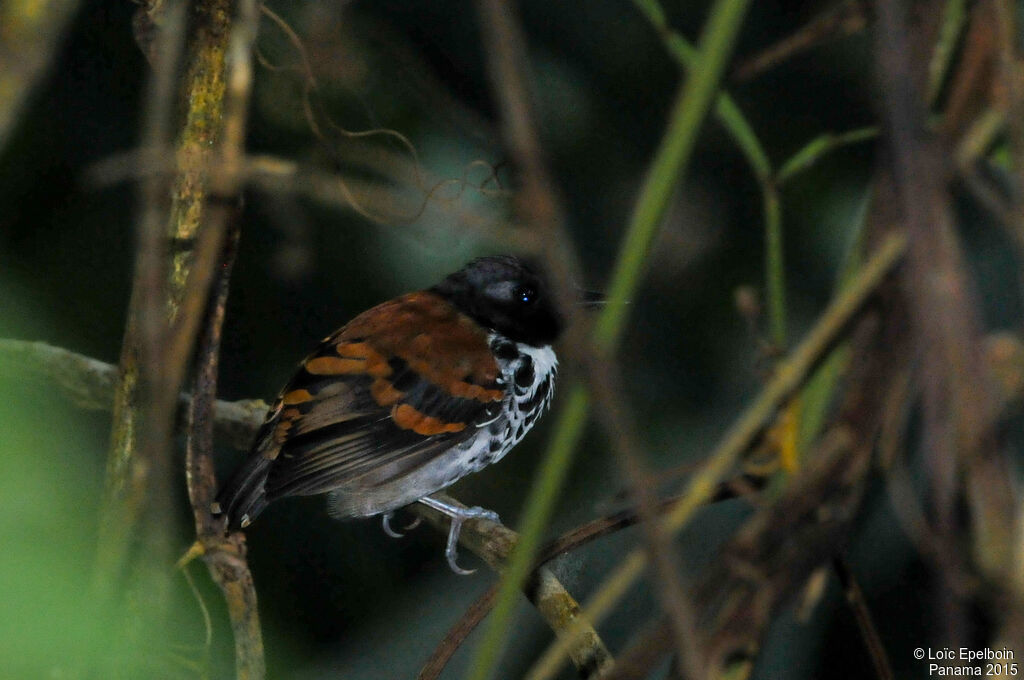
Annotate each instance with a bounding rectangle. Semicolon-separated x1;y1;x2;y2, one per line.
256;292;505;500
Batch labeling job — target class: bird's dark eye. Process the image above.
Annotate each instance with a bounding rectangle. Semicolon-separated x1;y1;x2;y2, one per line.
514;285;536;304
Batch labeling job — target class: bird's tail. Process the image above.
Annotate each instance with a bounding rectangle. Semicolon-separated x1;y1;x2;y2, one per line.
213;454;273;530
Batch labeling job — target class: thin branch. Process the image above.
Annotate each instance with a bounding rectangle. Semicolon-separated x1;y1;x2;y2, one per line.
586;363;707;679
92;0;188;627
467;0;756;676
732;0;870;81
183;0;260;537
593;0;754;353
636;0;789;357
418;585;499;680
832;557;895;680
538;480;763;567
927;0;970;107
0;339;266;449
629;0;800;660
763;181;787;348
874;0;1007;647
0;340;118;411
775;127;879;185
471;2;756;679
180;0;264;675
991;0;1024;301
465;2;603;676
87;149;522;248
605;199;916;677
94;2;261;673
185;222;265;680
606;427;868;679
631;0;771;181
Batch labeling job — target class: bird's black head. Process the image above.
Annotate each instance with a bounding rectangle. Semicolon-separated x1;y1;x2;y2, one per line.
431;255;563;346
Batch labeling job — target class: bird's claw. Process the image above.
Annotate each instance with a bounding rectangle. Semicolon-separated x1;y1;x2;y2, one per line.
381;512;423;538
382;512;404;538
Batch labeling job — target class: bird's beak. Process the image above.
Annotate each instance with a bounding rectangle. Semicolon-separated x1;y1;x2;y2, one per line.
578;288;608;309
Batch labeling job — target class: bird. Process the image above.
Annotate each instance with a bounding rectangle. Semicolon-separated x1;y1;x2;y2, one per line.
213;255;563;574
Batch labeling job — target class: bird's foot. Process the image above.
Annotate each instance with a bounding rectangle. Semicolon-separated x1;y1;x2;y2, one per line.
418;496;500;575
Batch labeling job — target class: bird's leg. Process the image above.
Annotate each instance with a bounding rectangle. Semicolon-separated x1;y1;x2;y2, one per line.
417;496;500;575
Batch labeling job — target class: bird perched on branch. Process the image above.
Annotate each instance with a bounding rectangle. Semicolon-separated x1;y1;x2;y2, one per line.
214;255;563;573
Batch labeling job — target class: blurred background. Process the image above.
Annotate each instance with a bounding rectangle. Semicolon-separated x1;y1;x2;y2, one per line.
1;0;1019;678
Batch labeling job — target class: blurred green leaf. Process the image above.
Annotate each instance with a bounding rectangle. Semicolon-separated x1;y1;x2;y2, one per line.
0;285;116;677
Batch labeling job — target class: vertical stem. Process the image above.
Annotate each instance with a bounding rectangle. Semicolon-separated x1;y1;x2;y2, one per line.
764;183;787;347
93;0;188;620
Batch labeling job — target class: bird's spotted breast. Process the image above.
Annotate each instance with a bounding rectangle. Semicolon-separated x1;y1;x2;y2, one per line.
454;334;558;474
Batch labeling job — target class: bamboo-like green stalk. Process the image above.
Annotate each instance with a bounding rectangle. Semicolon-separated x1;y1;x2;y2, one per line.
631;0;772;182
764;185;787;346
797;184;873;450
927;0;969;108
465;2;754;679
776;127;879;185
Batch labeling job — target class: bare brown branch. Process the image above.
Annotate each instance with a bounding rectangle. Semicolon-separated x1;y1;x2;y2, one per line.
733;0;869;81
177;0;265;676
185;223;265;680
418;585;500;680
833;557;895;680
92;0;188;631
